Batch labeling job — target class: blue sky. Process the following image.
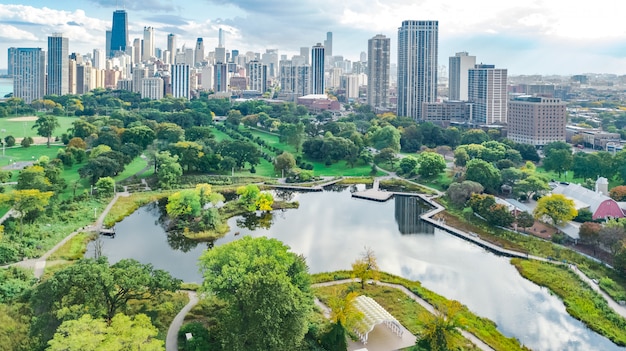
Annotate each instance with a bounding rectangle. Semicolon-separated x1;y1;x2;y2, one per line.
1;0;626;75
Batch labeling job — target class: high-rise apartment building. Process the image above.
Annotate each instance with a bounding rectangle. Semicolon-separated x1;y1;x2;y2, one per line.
167;34;176;64
247;60;267;93
213;62;228;92
141;77;164;100
449;52;476;101
367;34;390;109
508;96;566;146
109;10;128;58
468;64;508;125
93;49;104;70
142;27;154;62
47;34;69;96
171;63;190;99
215;47;226;64
132;64;147;93
262;49;278;78
311;43;325;94
397;20;438;120
132;38;141;65
10;48;45;103
300;47;309;64
195;38;205;66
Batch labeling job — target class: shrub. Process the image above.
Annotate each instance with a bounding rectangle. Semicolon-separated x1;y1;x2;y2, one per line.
20;137;33;148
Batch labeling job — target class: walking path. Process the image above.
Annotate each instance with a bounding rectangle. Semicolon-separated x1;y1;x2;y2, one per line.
1;191;129;278
166;291;199;351
313;279;495;351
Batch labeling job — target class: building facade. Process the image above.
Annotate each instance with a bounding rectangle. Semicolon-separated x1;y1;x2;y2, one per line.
311;43;325;94
142;27;154;62
141;77;164;100
449;51;476;101
367;34;390;109
247;60;267;93
195;38;205;66
171;63;190;99
167;34;176;64
397;20;438;120
10;48;45;103
468;64;508;125
109;10;128;58
213;62;228;92
47;34;69;96
508;96;566;146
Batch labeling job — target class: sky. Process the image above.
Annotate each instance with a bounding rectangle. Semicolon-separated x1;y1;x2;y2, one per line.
1;0;626;76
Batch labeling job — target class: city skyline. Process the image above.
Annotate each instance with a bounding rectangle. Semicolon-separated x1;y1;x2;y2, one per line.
1;1;626;75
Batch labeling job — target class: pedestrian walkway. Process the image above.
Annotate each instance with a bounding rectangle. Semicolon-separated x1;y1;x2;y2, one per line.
312;279;494;351
166;291;199;351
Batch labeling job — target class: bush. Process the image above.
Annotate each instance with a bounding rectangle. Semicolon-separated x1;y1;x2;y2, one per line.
4;135;15;147
20;137;33;148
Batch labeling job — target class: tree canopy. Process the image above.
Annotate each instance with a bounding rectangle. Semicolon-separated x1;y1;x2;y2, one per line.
533;194;577;225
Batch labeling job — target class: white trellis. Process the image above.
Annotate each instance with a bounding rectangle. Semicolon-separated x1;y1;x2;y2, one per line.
352;295;404;344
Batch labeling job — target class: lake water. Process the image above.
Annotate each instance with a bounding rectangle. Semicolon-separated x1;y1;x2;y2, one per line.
87;186;624;351
0;78;12;98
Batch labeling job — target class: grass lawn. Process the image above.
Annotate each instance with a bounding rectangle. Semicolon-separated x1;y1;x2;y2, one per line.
311;160;385;177
0;144;64;163
210;126;233;142
535;167;621;189
114;156;148;182
243;127;297;154
0;115;76;139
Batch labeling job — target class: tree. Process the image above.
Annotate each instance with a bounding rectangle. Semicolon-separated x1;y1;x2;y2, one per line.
445;181;484;207
95;177;115;197
155;151;183;190
369;125;401;151
613;244;626;277
20;136;33;148
156;122;184;143
16;165;49;191
274;152;296;175
166;189;201;219
33;115;60;147
514;174;549;201
599;225;626;255
121;125;156;149
464;159;501;193
467;193;496;218
255;192;274;211
4;135;15;147
460;129;489;145
278;122;305;152
579;222;602;251
399;156;418;176
610;186;626;201
218;140;261;169
169;141;204;172
417;152;446;179
322;290;363;351
484;204;514;228
198;236;313;351
0;189;53;237
352;247;379;289
70;119;97;139
543;149;572;178
30;257;180;345
67;137;87;149
516;211;535;232
47;313;163;351
533;194;577;225
237;184;261;211
417;301;463;351
374;148;397;167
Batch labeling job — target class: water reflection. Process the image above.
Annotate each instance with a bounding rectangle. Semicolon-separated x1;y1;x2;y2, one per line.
394;195;434;235
87;188;625;351
236;212;274;230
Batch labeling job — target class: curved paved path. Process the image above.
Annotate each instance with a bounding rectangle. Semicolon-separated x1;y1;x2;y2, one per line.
166;291;199;351
313;279;495;351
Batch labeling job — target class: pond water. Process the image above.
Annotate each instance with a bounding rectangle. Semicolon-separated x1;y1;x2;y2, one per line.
87;186;624;351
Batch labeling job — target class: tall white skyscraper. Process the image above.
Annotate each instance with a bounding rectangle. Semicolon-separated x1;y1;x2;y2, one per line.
300;47;309;64
171;63;190;99
215;47;226;64
47;34;69;96
195;38;205;66
167;33;176;64
449;52;476;101
262;49;278;78
468;64;508;125
142;27;154;62
132;38;141;65
367;34;390;109
93;48;104;70
311;43;325;94
10;47;45;103
397;20;438;120
248;60;267;92
218;28;225;48
141;77;164;100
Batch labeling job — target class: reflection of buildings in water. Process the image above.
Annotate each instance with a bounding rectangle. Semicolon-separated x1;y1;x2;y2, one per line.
394;195;434;234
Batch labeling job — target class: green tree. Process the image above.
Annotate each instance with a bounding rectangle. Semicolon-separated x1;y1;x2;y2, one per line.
33;115;60;147
16;165;50;191
121;125;156;149
417;152;446;179
322;291;363;351
516;211;535;232
47;313;163;351
278;122;305;152
514;174;549;200
417;301;463;351
155;151;183;190
166;189;202;219
484;204;514;228
274;152;296;175
460;129;489;145
464;159;501;193
0;189;53;237
445;180;484;207
236;184;261;211
70;119;97;139
156;122;185;143
374;148;397;167
399;156;418;176
369;125;401;151
533;194;577;225
169;141;204;172
351;247;379;289
95;177;115;198
4;135;15;147
20;136;33;148
198;236;313;351
543;149;573;178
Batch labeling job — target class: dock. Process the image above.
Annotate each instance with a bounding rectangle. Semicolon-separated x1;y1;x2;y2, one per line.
268;178;343;192
99;226;116;237
351;189;394;202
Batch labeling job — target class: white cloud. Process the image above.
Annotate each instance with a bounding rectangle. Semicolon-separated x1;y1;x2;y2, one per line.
0;24;38;42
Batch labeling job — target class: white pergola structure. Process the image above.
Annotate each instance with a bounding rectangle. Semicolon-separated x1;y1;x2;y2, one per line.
353;295;404;344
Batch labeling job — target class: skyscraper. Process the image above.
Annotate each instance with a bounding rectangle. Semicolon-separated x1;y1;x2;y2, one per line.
167;34;176;64
10;48;45;103
247;60;267;92
468;64;508;125
300;47;309;64
508;96;566;146
449;52;476;101
171;63;190;99
324;32;333;57
195;38;205;66
213;62;228;92
109;10;128;58
397;20;438;120
262;49;278;78
142;27;154;62
367;34;390;109
47;34;69;96
218;28;225;48
311;43;325;94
